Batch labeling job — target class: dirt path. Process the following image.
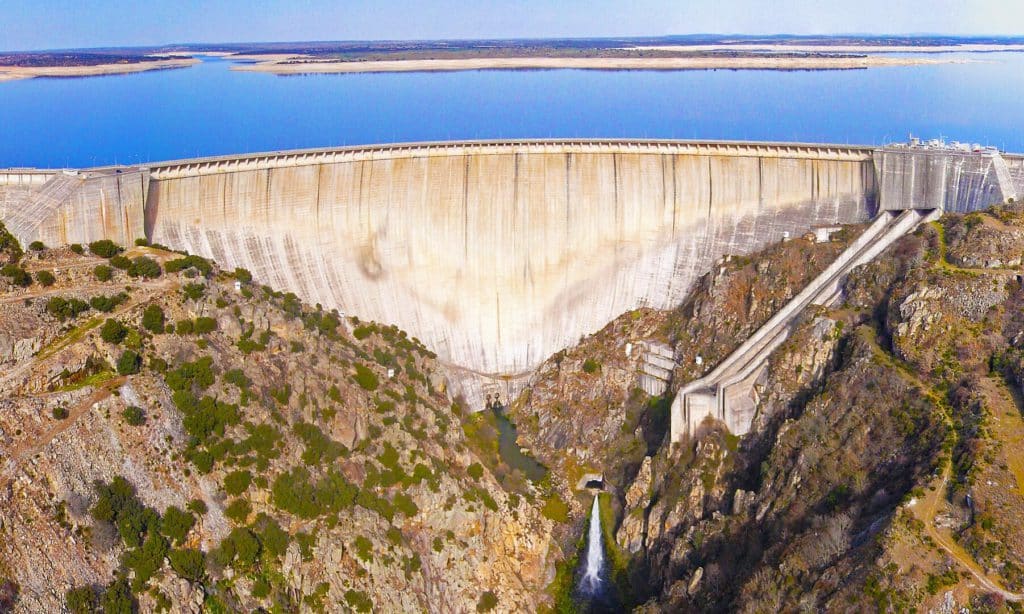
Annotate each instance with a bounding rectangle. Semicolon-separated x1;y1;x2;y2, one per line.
0;377;124;490
0;278;174;392
867;333;1024;600
916;463;1023;601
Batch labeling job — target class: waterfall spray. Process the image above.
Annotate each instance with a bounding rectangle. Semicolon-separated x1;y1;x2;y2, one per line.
581;495;605;594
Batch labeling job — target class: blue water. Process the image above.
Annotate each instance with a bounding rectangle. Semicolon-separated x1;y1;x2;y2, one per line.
1;53;1023;168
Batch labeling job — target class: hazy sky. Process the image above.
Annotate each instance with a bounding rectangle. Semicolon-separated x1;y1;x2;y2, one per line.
3;0;1023;51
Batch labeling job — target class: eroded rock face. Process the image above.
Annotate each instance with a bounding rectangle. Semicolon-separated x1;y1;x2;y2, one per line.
0;247;558;613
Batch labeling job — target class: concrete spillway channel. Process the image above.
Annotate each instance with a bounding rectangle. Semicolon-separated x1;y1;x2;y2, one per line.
671;208;938;441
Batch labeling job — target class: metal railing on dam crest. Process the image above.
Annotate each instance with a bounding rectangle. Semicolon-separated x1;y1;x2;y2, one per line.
0;139;1017;411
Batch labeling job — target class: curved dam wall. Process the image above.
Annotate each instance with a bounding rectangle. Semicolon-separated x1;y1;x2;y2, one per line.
2;140;1018;405
140;141;877;378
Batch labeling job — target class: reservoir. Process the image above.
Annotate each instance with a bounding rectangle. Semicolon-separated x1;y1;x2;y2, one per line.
1;52;1023;168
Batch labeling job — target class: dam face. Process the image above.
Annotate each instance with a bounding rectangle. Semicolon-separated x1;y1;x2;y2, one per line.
143;141;877;381
1;140;1014;405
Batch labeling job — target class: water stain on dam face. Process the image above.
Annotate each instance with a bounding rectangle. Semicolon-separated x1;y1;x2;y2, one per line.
3;140;1017;402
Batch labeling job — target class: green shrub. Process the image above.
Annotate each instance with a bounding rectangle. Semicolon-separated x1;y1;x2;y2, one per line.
271;466;357;519
168;548;205;582
142;304;165;333
28;240;44;251
294;422;348;465
182;283;205;301
46;296;90;320
121;406;145;426
0;222;23;262
123;532;168;590
128;256;161;279
93;264;113;282
353;325;373;340
476;591;498;612
223;368;250;390
254;514;289;558
35;269;55;287
224;498;252;524
582;358;601;374
541;493;570;523
0;264;30;287
88;240;122;258
52;406;69;420
467;463;484;480
116;350;141;375
233;267;252;283
100;577;134;614
160;506;195;545
89;293;127;312
344;589;373;613
393;493;419;518
194;317;216;334
189;450;214;474
69;243;84;255
353;535;373;562
109;255;131;270
165;255;212;276
224;470;252;496
174;319;194;335
251;578;271;598
186;499;208;515
353;364;379;391
90;476;158;549
100;318;128;344
65;585;97;614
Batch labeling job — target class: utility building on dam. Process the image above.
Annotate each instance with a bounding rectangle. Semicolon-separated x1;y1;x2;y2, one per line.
1;139;1021;434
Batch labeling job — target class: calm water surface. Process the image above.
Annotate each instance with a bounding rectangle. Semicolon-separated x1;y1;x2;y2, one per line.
1;53;1023;168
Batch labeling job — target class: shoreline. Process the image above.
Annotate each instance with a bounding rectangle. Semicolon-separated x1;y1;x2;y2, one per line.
232;54;960;75
632;43;1024;54
0;57;199;82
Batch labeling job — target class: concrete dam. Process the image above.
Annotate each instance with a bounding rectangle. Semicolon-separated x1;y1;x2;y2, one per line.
1;139;1019;418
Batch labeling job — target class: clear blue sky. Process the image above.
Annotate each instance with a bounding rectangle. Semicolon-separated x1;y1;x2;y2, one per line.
3;0;1023;51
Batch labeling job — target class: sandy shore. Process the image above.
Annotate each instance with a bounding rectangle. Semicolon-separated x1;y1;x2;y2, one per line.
632;43;1024;54
233;54;959;75
0;57;199;82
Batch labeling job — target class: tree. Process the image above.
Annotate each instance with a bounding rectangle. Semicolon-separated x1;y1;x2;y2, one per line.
35;270;55;287
46;296;90;320
93;264;113;282
128;256;161;279
122;406;145;426
100;318;128;344
476;591;498;612
65;585;97;614
69;243;84;255
88;240;122;258
223;470;252;496
168;548;205;582
101;576;134;614
142;305;165;333
0;264;31;287
28;240;45;251
182;283;205;301
160;506;195;545
116;350;141;375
